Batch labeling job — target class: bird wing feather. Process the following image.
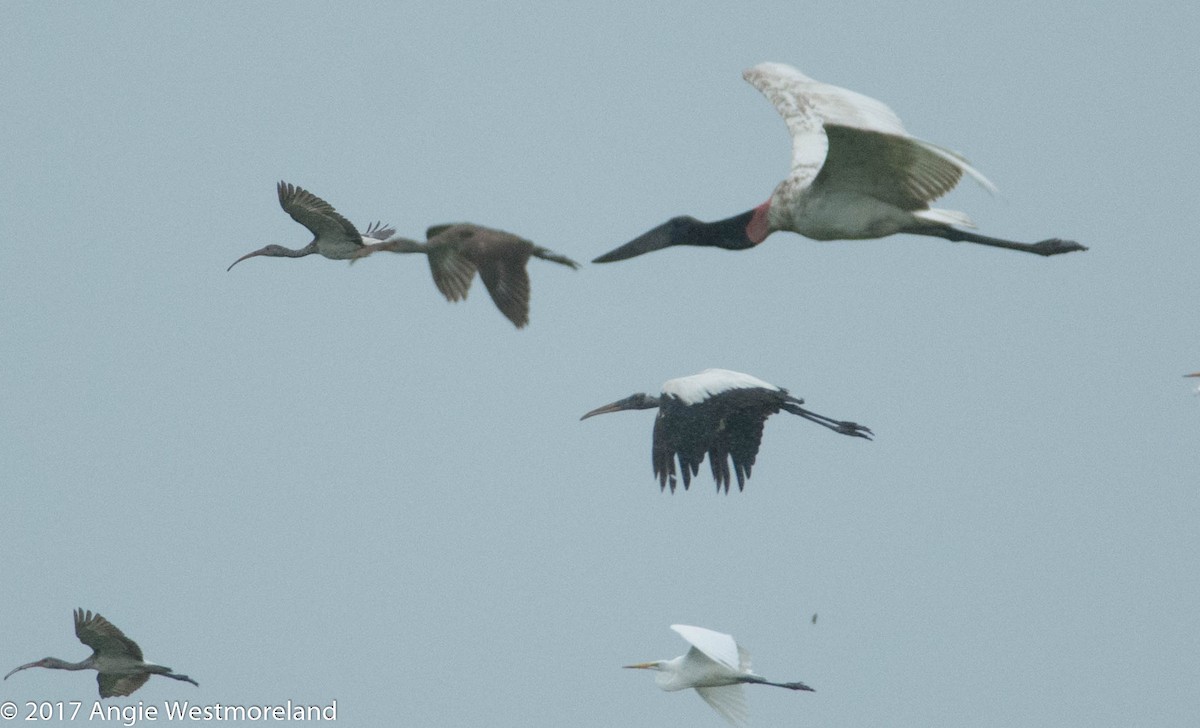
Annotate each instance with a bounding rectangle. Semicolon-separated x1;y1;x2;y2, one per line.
672;625;741;671
743;63;995;207
75;609;142;660
276;181;363;248
476;256;532;328
425;244;478;303
695;685;749;728
98;672;150;698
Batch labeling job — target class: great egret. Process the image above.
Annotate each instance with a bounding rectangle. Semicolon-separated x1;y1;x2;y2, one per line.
351;223;579;328
625;624;813;728
594;62;1086;262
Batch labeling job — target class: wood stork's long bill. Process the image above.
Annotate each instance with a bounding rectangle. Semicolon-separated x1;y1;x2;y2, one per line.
593;62;1086;264
581;369;872;493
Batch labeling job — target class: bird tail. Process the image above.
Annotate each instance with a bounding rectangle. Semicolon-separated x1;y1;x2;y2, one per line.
530;246;581;269
914;207;975;229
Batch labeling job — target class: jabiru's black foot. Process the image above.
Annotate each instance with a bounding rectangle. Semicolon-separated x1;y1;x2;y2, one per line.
1029;238;1088;256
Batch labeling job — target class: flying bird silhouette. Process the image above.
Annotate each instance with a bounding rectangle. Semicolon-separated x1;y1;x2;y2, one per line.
227;181;394;270
581;368;872;492
5;609;199;698
352;223;579;328
595;62;1086;263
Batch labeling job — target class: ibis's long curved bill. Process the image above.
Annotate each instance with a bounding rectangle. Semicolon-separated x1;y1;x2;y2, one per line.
4;662;40;680
226;250;266;271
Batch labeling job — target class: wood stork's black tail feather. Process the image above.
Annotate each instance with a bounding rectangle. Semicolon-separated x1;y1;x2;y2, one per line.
781;397;874;440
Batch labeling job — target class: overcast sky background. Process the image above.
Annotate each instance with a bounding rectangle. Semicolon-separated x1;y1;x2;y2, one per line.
2;1;1197;726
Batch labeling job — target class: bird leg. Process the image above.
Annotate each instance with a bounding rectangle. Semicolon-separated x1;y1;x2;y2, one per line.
782;401;873;440
741;675;816;691
913;226;1087;257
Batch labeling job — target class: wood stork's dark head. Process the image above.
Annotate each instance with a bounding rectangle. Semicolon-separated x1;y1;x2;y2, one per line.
580;393;662;420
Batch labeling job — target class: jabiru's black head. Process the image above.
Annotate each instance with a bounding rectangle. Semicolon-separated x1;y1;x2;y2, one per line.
592;209;759;263
580;393;662;420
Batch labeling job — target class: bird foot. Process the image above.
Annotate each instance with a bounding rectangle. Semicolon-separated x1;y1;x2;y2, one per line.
838;421;874;440
783;681;816;692
1029;238;1088;256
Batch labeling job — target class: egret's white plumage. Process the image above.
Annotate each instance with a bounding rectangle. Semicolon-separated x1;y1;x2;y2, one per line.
625;624;813;728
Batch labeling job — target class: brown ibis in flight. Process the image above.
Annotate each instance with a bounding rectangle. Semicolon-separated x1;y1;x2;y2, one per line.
593;62;1086;264
581;369;872;493
4;609;198;698
351;223;579;328
226;181;394;270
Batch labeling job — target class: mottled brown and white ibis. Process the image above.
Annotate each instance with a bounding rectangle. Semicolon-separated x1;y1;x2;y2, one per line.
4;609;198;698
625;624;814;728
581;369;872;493
226;181;394;270
594;62;1086;263
352;223;579;328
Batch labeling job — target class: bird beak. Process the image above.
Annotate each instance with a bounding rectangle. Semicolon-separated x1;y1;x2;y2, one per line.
622;662;657;670
226;249;265;271
1186;373;1200;378
4;661;41;680
592;221;678;263
580;399;633;420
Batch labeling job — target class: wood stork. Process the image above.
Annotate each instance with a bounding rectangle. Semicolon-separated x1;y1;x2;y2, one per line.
593;62;1087;263
226;181;394;270
351;223;579;328
581;368;872;493
4;609;198;698
625;624;813;728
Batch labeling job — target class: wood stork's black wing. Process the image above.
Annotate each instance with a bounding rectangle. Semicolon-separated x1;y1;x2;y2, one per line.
653;398;714;492
710;388;787;492
98;672;150;698
74;609;143;660
276;181;362;245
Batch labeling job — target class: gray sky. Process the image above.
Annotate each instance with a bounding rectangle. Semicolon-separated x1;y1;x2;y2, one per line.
2;1;1197;726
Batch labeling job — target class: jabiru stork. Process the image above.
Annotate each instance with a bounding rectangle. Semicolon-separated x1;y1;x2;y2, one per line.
624;624;814;728
351;223;579;328
4;609;199;698
581;368;872;493
594;62;1086;263
227;181;394;270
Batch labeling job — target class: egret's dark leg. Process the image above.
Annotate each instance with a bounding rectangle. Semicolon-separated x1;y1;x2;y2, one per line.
741;675;815;691
781;400;873;440
911;226;1087;256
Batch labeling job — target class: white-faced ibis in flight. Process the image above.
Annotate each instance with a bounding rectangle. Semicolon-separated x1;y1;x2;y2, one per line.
594;62;1086;263
625;624;814;728
351;223;579;328
581;368;872;493
226;181;394;270
4;609;198;698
